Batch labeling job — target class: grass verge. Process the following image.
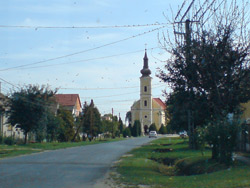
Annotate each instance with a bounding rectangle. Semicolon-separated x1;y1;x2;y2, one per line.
116;137;250;188
0;137;125;159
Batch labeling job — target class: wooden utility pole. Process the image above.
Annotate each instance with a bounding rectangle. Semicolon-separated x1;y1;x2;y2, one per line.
111;108;114;138
185;19;194;149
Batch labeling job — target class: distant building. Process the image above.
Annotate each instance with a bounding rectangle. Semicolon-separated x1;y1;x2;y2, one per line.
55;94;82;117
241;101;250;151
131;50;166;134
0;93;24;139
102;114;112;121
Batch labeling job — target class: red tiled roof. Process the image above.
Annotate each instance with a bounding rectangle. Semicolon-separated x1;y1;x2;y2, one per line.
153;98;166;109
55;94;81;107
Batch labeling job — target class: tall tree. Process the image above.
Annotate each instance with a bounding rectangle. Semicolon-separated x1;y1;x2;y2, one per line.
132;120;141;137
8;85;56;144
125;111;132;126
82;100;101;140
57;108;75;142
158;0;250;162
118;117;124;135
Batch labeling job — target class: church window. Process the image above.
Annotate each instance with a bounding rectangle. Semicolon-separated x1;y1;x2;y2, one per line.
144;86;147;92
144;100;147;106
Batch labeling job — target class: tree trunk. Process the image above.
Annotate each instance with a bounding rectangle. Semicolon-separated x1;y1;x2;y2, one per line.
212;145;218;160
24;132;28;144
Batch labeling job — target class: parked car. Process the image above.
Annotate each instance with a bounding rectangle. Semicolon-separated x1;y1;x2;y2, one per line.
149;131;157;138
179;131;188;138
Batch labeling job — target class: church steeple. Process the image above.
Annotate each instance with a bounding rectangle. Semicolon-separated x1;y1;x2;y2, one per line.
140;49;151;77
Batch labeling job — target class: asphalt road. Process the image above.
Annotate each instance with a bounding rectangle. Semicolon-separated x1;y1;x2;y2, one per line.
0;136;157;188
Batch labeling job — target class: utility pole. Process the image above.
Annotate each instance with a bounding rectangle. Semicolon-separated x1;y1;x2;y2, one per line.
185;19;194;149
112;108;114;138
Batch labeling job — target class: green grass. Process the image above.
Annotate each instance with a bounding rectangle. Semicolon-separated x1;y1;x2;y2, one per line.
0;137;125;159
116;137;250;188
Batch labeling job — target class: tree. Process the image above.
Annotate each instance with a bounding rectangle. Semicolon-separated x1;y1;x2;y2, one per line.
125;111;132;126
158;124;167;134
8;85;56;144
123;127;131;138
57;108;75;142
158;0;250;163
149;123;157;132
46;112;60;142
118;117;124;135
132;120;141;137
82;100;101;140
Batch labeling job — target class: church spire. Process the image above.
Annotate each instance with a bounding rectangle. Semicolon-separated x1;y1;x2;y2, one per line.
140;49;151;77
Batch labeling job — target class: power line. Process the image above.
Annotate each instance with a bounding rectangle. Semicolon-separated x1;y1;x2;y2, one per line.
80;84;166;99
0;25;167;71
60;83;165;91
17;47;158;70
0;23;166;29
0;77;19;89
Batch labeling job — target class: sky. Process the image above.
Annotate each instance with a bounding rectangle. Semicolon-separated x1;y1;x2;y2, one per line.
0;0;188;122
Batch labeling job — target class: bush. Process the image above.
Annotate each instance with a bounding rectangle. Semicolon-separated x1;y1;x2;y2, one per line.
4;136;15;145
132;120;141;137
205;117;240;165
158;124;167;134
123;127;131;137
149;123;158;132
0;135;3;144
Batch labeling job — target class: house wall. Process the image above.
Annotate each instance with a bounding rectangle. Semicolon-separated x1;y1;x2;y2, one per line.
241;101;250;151
152;100;166;130
0;113;24;139
131;101;140;126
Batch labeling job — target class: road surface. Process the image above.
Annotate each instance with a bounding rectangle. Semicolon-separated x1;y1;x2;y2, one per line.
0;136;157;188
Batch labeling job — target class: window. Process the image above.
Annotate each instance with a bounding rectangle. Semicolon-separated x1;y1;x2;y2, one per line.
144;100;147;106
144;86;147;92
145;115;147;118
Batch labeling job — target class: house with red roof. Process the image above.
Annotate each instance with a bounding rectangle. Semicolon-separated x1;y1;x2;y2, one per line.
55;94;82;117
131;51;166;133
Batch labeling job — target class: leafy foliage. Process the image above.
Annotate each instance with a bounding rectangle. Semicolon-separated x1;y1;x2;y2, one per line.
123;127;131;137
158;124;167;134
149;123;158;132
82;100;101;139
57;108;75;142
8;85;56;144
158;20;250;163
132;120;141;137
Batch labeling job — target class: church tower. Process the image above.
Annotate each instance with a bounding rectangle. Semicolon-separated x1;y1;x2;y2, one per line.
131;50;166;134
139;50;152;133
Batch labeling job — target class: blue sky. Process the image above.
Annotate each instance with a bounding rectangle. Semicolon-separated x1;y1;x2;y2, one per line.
0;0;184;122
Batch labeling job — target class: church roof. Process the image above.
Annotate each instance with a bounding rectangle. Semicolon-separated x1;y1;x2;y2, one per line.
140;50;151;77
153;98;166;109
55;94;81;108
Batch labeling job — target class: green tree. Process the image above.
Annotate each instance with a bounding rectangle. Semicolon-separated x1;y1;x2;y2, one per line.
46;112;60;142
82;100;101;140
158;124;167;134
158;1;250;163
132;120;141;137
118;117;124;135
57;108;75;142
8;85;56;144
123;127;131;138
125;111;132;126
149;123;157;132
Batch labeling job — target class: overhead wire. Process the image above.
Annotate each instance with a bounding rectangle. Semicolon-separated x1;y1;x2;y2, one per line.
80;84;166;99
17;47;159;70
0;23;166;29
60;83;165;91
0;77;19;89
0;25;167;71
